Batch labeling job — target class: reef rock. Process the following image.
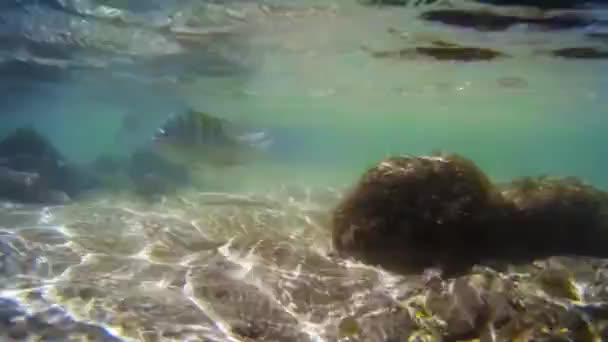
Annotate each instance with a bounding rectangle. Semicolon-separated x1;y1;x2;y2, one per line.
332;153;608;275
0;127;97;204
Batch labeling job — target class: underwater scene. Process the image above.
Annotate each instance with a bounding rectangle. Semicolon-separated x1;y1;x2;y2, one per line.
3;0;608;341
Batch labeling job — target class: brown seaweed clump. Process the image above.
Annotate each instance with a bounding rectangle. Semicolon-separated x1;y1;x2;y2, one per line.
332;153;608;275
332;153;510;274
501;176;608;259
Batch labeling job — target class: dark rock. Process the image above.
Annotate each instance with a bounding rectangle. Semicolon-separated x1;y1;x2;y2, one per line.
0;127;64;164
501;176;608;258
416;46;507;61
549;47;608;59
420;9;592;32
473;0;607;10
332;153;509;274
0;167;41;188
359;0;444;6
421;9;522;31
127;148;191;197
366;45;508;62
0;127;98;203
332;153;608;276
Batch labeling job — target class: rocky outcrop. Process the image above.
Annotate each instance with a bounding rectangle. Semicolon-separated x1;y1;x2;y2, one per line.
0;127;98;204
332;152;608;275
549;47;608;59
501;176;608;258
332;154;509;274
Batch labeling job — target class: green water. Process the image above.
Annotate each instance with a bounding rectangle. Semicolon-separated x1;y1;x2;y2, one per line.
175;4;608;190
3;2;608;341
3;1;607;190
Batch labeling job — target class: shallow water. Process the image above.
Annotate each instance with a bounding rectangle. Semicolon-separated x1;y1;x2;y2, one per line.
2;0;608;341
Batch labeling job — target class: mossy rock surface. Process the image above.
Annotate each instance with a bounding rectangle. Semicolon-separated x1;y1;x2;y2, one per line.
332;152;608;275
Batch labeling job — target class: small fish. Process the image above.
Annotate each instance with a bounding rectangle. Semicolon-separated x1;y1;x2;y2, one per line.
151;109;272;167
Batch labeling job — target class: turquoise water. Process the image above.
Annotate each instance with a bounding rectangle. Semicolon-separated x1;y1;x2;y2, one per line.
2;1;608;341
3;1;607;189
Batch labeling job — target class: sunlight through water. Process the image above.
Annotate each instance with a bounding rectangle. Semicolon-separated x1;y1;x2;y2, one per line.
2;0;608;341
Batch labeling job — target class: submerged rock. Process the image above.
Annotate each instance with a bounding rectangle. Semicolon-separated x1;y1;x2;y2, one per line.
420;9;592;32
366;45;508;62
549;47;608;59
332;153;508;274
501;176;608;258
332;152;608;275
473;0;606;10
417;46;507;61
0;166;45;203
0;127;97;203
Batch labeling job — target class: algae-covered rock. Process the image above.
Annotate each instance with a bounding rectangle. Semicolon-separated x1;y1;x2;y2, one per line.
332;152;608;275
332;153;508;274
502;176;608;259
